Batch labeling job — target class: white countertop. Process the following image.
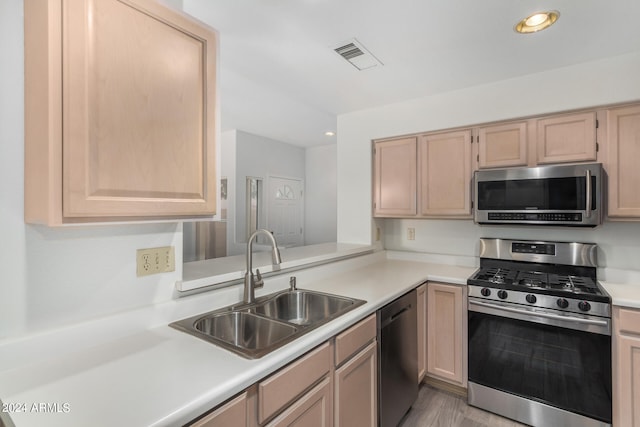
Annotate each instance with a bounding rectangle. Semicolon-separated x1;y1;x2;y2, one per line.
601;281;640;310
0;253;475;427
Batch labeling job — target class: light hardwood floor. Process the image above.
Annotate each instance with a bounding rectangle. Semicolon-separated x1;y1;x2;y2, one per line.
400;385;527;427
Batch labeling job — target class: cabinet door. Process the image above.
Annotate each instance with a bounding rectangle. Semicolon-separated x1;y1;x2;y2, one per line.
417;283;427;382
477;122;528;168
536;112;597;164
419;130;472;217
334;341;377;427
373;138;417;217
266;377;332;427
190;391;247;427
427;282;465;386
613;307;640;427
25;0;218;223
606;105;640;218
614;334;640;427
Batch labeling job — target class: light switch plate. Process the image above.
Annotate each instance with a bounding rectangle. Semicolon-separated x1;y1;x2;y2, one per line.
136;246;175;277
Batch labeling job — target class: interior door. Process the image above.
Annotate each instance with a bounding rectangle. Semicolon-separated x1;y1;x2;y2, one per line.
267;176;304;247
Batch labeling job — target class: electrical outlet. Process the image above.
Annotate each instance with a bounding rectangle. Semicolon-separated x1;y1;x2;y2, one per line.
376;227;381;241
407;227;415;241
136;246;175;277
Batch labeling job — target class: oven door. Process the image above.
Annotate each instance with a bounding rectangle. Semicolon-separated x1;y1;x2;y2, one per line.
468;298;611;425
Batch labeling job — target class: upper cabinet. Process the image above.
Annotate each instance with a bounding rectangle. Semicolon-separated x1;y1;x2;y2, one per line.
477;121;528;169
419;130;473;217
476;112;598;170
373;130;473;219
535;111;597;165
25;0;218;225
605;104;640;219
373;137;417;217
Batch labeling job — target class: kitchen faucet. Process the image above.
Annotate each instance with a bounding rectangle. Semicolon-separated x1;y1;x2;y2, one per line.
244;229;282;304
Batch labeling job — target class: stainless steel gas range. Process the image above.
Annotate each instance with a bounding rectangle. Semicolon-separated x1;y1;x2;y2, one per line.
467;238;612;427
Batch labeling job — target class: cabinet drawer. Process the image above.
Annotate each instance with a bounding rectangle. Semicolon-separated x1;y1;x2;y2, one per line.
335;314;376;366
617;307;640;335
190;391;247;427
258;342;331;424
265;377;332;427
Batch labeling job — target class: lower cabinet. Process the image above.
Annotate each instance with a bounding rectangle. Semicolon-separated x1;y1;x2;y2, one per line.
265;377;332;427
190;391;248;427
333;314;377;427
613;306;640;426
188;315;377;427
426;281;467;389
258;343;331;424
417;283;427;382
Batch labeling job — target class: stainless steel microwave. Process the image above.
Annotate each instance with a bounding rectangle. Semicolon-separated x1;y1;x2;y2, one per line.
473;163;603;227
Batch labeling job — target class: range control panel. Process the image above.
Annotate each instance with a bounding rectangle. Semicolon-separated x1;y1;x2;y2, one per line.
511;242;556;255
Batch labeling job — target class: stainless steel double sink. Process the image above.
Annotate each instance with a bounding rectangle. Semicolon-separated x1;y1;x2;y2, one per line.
170;289;366;359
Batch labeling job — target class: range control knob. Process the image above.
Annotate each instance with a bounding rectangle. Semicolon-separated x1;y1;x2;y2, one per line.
526;294;537;304
497;290;508;300
557;298;569;309
578;301;592;312
480;288;491;297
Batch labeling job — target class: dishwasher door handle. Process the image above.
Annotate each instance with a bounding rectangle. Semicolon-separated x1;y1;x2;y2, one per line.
380;304;411;328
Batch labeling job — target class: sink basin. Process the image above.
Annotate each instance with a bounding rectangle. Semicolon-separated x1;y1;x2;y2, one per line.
170;289;366;359
253;290;357;326
194;312;298;351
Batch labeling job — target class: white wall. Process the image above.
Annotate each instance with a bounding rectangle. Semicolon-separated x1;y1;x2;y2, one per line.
304;144;337;245
383;219;640;276
337;51;640;258
231;131;306;254
0;0;185;340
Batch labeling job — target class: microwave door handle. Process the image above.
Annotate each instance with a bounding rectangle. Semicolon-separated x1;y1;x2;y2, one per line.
585;169;592;218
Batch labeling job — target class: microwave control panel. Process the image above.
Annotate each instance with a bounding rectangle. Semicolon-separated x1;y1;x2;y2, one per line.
487;212;582;222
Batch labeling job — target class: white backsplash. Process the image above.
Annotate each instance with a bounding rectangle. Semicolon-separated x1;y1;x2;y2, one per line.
383;218;640;280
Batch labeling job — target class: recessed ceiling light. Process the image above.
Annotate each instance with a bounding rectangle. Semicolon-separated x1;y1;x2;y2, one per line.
325;131;336;137
515;11;559;34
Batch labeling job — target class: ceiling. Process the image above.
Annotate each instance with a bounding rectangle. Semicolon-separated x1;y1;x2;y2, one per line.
182;0;640;147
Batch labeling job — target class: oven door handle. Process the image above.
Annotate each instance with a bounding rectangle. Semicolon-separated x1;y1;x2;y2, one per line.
469;299;610;332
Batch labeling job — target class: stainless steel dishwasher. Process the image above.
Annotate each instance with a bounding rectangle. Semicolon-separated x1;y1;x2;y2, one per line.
377;289;418;427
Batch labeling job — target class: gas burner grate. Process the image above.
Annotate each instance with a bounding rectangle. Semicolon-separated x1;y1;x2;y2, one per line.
548;274;598;294
474;267;516;285
515;271;548;288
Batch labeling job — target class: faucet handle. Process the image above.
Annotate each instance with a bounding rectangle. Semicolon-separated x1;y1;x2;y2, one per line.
289;276;297;291
254;269;264;289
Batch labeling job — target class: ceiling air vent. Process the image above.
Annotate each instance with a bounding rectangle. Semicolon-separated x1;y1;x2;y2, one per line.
332;38;383;71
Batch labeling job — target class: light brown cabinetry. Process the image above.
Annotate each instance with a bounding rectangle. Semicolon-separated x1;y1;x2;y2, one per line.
426;282;467;389
476;111;597;170
419;130;473;217
334;314;377;427
258;343;331;424
535;112;597;165
25;0;218;224
417;283;427;382
265;378;332;427
605;104;640;219
191;391;248;427
334;342;377;427
477;122;528;169
613;307;640;427
373;130;473;218
373;138;417;217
